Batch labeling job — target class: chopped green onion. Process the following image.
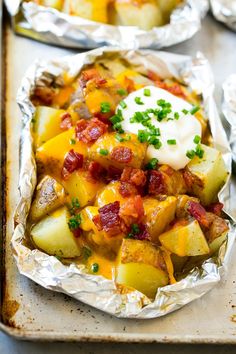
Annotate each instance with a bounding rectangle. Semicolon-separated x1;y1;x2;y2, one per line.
144;88;151;97
82;247;92;261
99;149;109;156
182;109;188;115
190;105;200;115
193;135;201;144
120;100;127;109
195;144;204;158
135;97;144;105
100;102;111;113
131;224;140;235
174;112;180;120
68;214;81;230
91;263;99;273
138;130;149;143
167;139;177;145
115;134;131;142
70;138;76;145
145;158;158;170
117;88;127;96
186;150;196;159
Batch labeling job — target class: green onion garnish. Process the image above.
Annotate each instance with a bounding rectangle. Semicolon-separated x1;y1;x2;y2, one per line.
135;97;144;105
117;88;127;96
193;135;201;144
100;102;111;113
120;100;127;109
144;88;151;97
99;149;109;156
190;105;200;115
186;150;196;159
91;263;99;273
145;158;158;170
167;139;177;145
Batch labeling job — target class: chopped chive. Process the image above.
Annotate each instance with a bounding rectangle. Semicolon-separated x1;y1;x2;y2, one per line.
70;138;76;145
167;139;177;145
154;140;162;150
131;224;140;234
68;214;81;230
174;112;180;120
193;135;201;144
182;109;189;115
82;246;92;261
144;88;151;97
145;158;158;170
186;150;196;159
117;88;127;96
120;100;127;109
190;105;200;115
115;134;131;142
135;97;144;105
195;144;204;158
100;102;111;113
91;263;99;273
99;149;109;156
157;99;166;107
138;130;149;143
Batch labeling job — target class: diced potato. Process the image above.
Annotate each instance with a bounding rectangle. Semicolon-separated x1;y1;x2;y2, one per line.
143;197;177;243
176;195;199;218
41;0;63;10
89;132;147;169
63;0;110;23
30;176;67;222
62;170;105;208
113;0;163;30
171;254;188;273
187;144;228;205
158;0;180;22
116;239;169;298
31;207;81;258
36;128;88;178
95;181;127;207
209;231;228;254
159;220;210;257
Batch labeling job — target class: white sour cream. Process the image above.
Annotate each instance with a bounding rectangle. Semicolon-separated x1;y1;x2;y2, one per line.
117;86;202;170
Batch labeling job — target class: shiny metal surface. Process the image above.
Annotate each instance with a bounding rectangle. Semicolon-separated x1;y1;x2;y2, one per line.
1;14;236;342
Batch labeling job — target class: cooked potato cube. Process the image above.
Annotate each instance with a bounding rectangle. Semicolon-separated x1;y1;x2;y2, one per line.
41;0;63;10
159;220;210;257
63;0;110;23
116;239;169;298
113;0;163;30
31;207;81;258
143;197;177;243
62;170;105;208
209;231;228;255
89;132;147;169
30;176;67;222
158;0;180;22
187;144;228;205
95;181;127;207
36;128;88;178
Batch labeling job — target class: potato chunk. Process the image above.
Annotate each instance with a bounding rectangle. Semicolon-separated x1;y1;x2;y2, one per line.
36;128;88;178
89;132;147;169
40;0;63;10
143;196;177;243
116;239;169;298
113;0;163;30
159;220;210;257
63;0;110;23
95;181;127;207
31;207;81;258
187;144;228;205
62;170;105;208
30;176;66;222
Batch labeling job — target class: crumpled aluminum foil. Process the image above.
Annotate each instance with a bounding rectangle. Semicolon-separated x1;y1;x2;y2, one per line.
5;0;209;49
13;48;235;319
210;0;236;31
223;74;236;173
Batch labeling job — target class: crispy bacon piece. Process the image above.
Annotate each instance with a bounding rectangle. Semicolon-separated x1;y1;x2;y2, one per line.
205;212;229;242
75;118;108;144
183;169;195;190
147;71;186;99
88;161;105;181
124;76;135;93
79;68;107;89
72;228;81;238
61;149;83;180
60;112;73;131
111;147;133;164
92;214;103;232
119;195;144;227
95;201;122;236
148;170;165;195
32;86;55;105
187;201;210;228
131;224;150;241
121;167;147;187
107;165;122;181
206;202;224;217
118;181;138;198
147;70;161;82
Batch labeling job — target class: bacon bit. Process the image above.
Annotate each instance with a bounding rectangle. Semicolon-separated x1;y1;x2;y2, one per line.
124;76;135;93
119;195;145;227
134;224;150;241
60;112;72;131
205;212;229;242
75;118;108;144
97;201;122;236
147;70;161;82
121;167;147;187
61;149;83;180
147;71;186;99
72;228;81;238
183;169;195;190
206;202;224;217
118;181;138;198
166;84;186;98
148;170;165;195
107;165;122;181
94;111;114;124
111;147;133;164
88;161;105;181
187;201;210;228
32;86;55;105
79;68;106;89
92;214;103;231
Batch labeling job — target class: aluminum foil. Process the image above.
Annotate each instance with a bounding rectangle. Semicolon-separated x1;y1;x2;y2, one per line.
13;48;235;319
210;0;236;31
5;0;209;49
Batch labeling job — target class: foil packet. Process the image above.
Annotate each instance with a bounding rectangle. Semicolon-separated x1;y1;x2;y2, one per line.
13;48;235;319
5;0;208;49
210;0;236;31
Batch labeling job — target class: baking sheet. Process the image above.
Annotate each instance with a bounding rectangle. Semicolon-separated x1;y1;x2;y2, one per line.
1;14;236;342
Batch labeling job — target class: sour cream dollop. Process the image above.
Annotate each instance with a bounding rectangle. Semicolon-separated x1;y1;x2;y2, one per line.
117;86;202;170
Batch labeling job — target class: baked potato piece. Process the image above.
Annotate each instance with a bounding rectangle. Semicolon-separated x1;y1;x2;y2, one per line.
143;196;177;243
159;220;210;257
95;181;127;207
187;144;228;205
31;207;81;258
113;0;163;30
116;239;169;298
209;231;228;254
89;132;147;169
36;128;88;178
62;170;105;208
63;0;110;23
158;0;180;22
31;0;63;10
30;176;67;222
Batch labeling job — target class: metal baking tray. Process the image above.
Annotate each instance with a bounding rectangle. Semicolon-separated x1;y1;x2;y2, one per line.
1;8;236;342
